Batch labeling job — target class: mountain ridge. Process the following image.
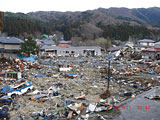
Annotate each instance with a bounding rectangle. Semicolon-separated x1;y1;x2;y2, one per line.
2;7;160;41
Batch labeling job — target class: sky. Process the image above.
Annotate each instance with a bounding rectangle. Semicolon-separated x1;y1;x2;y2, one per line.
1;0;160;13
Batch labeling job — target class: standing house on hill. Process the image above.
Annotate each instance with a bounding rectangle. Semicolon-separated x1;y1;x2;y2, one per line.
0;37;24;58
138;39;155;46
133;39;155;52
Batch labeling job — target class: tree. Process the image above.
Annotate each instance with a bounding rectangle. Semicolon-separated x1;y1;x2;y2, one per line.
0;12;3;31
64;26;71;40
94;37;112;50
19;36;39;56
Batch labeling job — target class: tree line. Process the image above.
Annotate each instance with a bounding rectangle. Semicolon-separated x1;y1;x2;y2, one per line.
2;12;160;41
0;12;3;31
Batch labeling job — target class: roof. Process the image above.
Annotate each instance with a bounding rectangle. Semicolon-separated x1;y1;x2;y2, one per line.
0;37;24;44
155;42;160;45
155;42;160;48
133;44;146;48
138;39;155;43
108;46;122;52
0;48;19;53
59;41;71;44
40;45;101;50
142;48;160;52
41;40;55;45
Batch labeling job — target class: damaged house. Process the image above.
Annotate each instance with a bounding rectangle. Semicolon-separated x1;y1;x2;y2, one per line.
0;37;24;58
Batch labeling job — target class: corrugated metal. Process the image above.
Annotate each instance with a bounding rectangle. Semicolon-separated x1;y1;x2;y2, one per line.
0;37;24;44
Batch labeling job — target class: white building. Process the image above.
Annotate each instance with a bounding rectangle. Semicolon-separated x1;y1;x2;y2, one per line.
40;45;101;57
133;39;155;52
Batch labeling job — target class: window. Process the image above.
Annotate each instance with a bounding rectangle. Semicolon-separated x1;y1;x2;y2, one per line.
66;51;69;53
71;51;75;54
1;54;4;57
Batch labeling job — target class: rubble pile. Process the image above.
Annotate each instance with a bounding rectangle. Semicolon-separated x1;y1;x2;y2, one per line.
0;56;160;119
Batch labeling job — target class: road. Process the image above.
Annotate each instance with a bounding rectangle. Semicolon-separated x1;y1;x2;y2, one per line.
113;87;160;120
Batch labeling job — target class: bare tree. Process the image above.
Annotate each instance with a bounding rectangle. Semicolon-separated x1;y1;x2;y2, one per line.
94;37;112;50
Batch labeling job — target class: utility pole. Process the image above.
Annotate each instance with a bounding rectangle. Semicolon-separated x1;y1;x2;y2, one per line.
107;59;111;90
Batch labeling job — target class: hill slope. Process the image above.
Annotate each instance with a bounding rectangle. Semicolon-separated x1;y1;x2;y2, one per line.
0;12;3;31
2;7;160;41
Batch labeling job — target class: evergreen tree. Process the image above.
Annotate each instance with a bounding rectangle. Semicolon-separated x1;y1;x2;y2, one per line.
19;36;39;56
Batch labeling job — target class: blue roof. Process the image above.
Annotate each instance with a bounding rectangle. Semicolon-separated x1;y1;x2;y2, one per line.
42;40;55;45
0;37;24;44
138;39;155;43
59;41;71;44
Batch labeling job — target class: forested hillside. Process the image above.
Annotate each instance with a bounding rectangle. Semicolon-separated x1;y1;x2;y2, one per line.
2;7;160;41
0;12;3;31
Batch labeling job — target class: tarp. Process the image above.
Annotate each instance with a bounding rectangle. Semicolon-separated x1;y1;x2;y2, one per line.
23;56;36;63
128;60;133;63
35;94;48;99
106;54;110;59
18;55;36;62
68;73;76;76
43;34;48;38
35;74;47;77
0;85;14;94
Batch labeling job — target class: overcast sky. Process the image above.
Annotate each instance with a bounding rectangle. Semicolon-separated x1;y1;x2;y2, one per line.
1;0;160;13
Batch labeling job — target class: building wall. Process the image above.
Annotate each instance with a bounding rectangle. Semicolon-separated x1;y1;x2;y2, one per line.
57;49;83;56
142;52;160;59
142;52;155;59
57;48;101;57
155;44;160;48
0;53;17;58
0;43;4;48
149;43;155;46
42;47;101;57
4;44;20;50
139;42;155;46
134;47;145;52
140;42;147;46
0;44;21;58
